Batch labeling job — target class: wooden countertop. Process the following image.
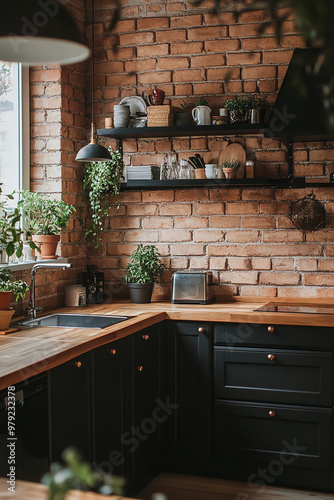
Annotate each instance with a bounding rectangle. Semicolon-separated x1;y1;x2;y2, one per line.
1;297;334;391
0;478;135;499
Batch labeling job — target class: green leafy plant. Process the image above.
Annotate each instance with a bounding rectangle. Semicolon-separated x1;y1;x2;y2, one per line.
42;448;124;500
246;95;269;110
0;184;37;258
221;160;241;169
0;268;29;301
124;244;166;284
18;191;75;236
81;147;124;245
195;96;209;107
224;96;250;112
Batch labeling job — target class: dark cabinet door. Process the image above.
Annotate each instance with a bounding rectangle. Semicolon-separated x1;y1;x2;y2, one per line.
48;352;92;463
213;400;332;471
131;324;164;487
165;321;212;463
214;347;332;406
92;336;132;479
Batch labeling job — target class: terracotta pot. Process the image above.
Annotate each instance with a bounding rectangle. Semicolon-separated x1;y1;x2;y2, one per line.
194;168;206;179
0;291;11;309
0;307;14;331
222;168;238;179
32;234;60;259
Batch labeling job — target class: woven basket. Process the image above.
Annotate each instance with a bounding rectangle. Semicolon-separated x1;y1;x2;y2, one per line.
147;105;174;127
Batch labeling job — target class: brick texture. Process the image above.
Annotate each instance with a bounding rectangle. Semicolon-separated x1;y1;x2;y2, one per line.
23;0;334;304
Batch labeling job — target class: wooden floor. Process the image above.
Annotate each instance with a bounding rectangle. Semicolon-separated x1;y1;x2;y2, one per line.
139;473;334;500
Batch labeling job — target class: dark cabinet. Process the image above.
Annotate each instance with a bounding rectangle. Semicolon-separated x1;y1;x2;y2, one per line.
131;324;165;489
212;322;334;491
165;321;211;470
213;400;332;471
49;352;92;463
92;335;132;479
92;324;164;491
214;347;332;406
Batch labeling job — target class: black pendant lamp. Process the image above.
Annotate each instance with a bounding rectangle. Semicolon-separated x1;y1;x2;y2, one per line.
76;0;111;162
0;1;90;65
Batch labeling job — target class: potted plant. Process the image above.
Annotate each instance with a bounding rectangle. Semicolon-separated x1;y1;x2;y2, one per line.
175;100;191;127
192;97;211;125
247;94;269;123
221;160;241;179
18;191;75;259
124;244;166;303
224;96;250;124
0;184;37;263
0;268;29;330
80;147;124;247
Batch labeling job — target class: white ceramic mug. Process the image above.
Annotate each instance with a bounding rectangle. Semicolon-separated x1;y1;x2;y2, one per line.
205;164;217;179
192;105;211;125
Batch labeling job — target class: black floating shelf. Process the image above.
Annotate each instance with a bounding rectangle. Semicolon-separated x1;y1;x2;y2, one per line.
119;178;334;190
97;123;265;140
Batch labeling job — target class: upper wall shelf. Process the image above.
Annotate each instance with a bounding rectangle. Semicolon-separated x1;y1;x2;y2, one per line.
97;123;266;140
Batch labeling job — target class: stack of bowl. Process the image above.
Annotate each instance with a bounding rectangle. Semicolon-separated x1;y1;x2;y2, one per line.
113;104;130;128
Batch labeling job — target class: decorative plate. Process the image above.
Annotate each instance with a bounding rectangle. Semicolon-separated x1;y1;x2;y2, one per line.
119;96;147;116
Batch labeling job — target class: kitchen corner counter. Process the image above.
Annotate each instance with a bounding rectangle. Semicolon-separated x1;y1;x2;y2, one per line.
1;298;334;391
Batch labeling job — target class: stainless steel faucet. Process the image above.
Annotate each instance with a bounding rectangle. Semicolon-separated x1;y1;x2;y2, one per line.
26;262;72;319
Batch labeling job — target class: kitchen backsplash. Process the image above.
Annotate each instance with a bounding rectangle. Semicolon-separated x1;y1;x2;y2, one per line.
27;0;334;305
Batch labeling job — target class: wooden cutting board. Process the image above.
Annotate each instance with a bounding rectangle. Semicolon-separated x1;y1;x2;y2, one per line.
218;143;246;178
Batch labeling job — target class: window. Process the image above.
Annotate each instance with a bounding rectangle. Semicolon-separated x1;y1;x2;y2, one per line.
0;62;29;206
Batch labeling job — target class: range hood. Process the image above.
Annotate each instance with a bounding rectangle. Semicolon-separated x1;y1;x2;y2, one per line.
268;47;333;140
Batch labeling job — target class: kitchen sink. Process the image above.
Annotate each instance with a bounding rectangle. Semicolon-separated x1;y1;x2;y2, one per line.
21;313;129;329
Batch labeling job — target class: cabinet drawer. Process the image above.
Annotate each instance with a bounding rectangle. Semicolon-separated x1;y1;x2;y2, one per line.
213;400;332;471
214;323;333;350
214;347;332;406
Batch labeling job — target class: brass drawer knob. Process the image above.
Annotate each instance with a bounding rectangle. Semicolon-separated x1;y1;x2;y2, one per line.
75;361;82;368
269;411;276;417
137;366;143;372
267;354;275;361
267;326;275;333
198;327;204;333
110;349;117;355
142;334;150;340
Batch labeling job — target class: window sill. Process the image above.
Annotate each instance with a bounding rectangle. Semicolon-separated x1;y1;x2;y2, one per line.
0;257;68;272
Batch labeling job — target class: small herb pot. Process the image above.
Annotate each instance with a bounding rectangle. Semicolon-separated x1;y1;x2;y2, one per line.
174;112;190;127
128;283;154;303
229;109;249;124
222;167;238;179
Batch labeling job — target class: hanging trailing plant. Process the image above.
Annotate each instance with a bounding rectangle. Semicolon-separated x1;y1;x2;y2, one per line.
80;147;124;245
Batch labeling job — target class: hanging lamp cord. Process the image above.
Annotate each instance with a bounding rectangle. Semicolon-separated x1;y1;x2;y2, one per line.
91;0;95;122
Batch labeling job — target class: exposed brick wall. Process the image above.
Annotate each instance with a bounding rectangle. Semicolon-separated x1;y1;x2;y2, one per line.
12;0;88;316
86;0;334;299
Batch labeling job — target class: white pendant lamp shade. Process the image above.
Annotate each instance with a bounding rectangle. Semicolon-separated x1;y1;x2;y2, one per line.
0;1;90;65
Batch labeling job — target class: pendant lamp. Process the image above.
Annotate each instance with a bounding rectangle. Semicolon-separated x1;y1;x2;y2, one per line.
76;0;111;162
0;1;90;65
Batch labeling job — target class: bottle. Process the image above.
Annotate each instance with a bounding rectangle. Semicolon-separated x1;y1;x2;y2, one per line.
83;265;98;304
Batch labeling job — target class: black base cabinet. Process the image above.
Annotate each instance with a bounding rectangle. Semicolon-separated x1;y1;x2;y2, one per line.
11;318;334;494
164;320;212;473
49;352;92;463
211;322;334;493
92;323;164;495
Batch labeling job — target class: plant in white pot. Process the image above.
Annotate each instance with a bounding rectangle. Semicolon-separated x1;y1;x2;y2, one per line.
124;245;166;303
18;191;75;259
0;268;29;330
